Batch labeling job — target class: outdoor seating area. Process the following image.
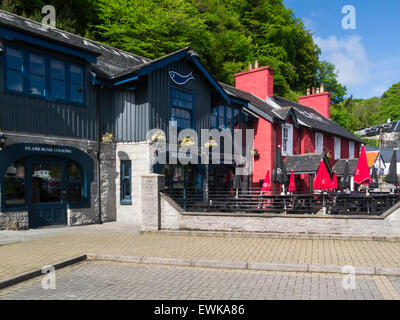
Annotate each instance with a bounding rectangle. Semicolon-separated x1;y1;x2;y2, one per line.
166;145;400;216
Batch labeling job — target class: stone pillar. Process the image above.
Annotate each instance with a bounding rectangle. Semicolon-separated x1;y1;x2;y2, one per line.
141;174;165;231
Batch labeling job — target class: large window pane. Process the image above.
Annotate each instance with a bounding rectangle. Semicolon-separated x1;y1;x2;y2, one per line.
70;83;83;103
6;48;23;71
66;161;83;202
29;54;45;76
6;69;24;92
51;60;65;80
29;74;45;96
70;65;83;84
5;160;25;207
31;164;61;203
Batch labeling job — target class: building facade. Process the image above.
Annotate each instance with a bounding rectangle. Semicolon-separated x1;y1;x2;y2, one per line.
0;10;361;230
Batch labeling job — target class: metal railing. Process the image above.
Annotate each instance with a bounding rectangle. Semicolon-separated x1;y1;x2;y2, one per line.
164;188;400;215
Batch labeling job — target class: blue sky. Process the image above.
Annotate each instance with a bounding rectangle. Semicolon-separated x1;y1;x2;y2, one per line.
283;0;400;99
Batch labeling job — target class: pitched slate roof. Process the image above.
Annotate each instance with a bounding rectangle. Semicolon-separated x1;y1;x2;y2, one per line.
0;9;151;78
272;95;362;143
355;120;400;137
218;82;280;120
332;159;359;176
285;153;332;174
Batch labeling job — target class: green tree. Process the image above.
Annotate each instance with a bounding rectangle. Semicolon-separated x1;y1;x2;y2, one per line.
316;61;347;104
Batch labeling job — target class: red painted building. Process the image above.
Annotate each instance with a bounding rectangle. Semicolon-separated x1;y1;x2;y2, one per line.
221;63;362;193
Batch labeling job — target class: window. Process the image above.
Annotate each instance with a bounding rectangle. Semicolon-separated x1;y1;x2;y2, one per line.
66;161;83;202
282;124;293;156
349;141;355;158
6;47;24;93
334;137;341;160
50;59;66;100
121;160;132;204
211;106;241;131
315;132;324;154
28;53;45;96
70;64;84;103
5;160;26;208
170;88;193;130
5;45;85;104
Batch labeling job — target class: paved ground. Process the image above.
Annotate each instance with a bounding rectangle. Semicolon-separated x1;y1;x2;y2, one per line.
0;224;399;282
1;261;399;300
0;222;141;245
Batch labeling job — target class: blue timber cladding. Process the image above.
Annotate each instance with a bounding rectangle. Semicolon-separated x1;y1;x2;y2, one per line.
148;59;211;137
100;82;150;142
0;69;98;140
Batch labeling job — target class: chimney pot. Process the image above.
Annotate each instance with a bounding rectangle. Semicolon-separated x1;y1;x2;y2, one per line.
320;84;325;93
312;87;315;94
306;88;311;95
249;63;253;70
255;60;259;69
316;87;320;94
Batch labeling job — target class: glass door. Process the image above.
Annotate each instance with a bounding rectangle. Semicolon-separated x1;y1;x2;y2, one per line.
28;159;67;227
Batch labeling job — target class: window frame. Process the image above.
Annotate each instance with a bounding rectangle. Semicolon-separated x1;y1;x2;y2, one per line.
4;44;86;106
334;137;341;160
282;123;293;156
315;132;324;154
170;87;194;131
349;141;355;159
120;160;132;205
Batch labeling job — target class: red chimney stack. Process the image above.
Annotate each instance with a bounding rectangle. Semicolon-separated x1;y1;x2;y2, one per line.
298;85;331;119
234;63;274;100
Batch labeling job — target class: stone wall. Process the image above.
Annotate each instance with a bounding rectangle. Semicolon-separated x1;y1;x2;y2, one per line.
159;188;400;237
0;130;117;229
115;142;152;224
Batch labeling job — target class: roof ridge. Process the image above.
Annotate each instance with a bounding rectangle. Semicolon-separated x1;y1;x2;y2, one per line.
0;9;151;63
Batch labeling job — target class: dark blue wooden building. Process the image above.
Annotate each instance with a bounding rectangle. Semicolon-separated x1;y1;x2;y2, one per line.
0;10;254;229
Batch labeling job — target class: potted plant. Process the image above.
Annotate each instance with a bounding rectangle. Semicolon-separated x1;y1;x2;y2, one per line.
150;130;166;144
180;137;195;147
102;132;115;143
204;139;218;149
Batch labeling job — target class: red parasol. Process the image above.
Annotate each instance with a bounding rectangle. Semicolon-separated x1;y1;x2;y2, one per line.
354;145;371;185
261;169;272;192
313;160;332;192
288;170;296;192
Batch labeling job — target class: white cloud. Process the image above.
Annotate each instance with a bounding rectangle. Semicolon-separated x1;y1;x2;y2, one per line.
314;35;370;87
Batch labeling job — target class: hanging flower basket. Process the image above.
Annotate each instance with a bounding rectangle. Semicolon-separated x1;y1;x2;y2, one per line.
102;132;115;144
180;137;195;147
251;148;260;159
150;130;166;144
204;139;218;148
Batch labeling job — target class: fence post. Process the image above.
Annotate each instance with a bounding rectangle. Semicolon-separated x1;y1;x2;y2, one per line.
141;174;165;231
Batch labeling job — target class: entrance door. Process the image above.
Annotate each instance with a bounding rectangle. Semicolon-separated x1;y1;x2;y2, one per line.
28;160;67;228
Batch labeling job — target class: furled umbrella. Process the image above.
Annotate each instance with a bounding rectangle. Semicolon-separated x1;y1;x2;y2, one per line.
385;150;398;188
288;170;296;193
370;166;379;189
272;146;288;193
331;172;338;191
341;160;351;191
354;145;371;185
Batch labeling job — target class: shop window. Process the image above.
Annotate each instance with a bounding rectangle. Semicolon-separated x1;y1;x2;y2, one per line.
66;161;83;202
31;163;62;203
121;160;132;204
5;160;26;208
4;45;85;105
349;141;355;158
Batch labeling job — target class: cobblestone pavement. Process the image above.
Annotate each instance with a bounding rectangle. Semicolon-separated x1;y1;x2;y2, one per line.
1;261;399;300
1;231;399;281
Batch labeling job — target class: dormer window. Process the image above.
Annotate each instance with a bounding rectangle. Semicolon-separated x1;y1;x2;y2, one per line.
4;45;85;105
